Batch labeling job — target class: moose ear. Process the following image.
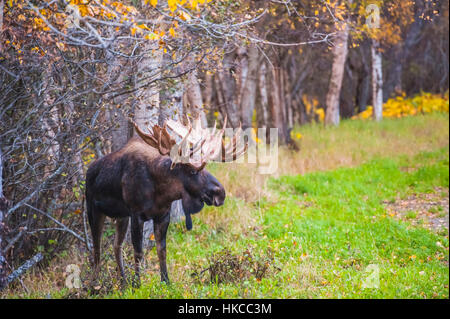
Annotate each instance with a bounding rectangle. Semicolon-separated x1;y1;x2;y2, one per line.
181;192;204;231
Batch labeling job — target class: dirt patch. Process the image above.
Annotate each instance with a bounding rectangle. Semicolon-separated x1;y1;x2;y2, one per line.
384;187;449;232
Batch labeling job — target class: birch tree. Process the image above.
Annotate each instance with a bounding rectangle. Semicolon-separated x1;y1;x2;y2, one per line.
360;0;419;120
371;39;383;121
258;61;270;130
216;49;241;128
185;66;208;128
240;44;260;130
325;1;352;126
133;42;162;247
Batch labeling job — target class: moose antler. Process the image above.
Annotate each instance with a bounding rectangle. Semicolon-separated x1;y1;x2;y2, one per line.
134;115;248;170
133;121;178;156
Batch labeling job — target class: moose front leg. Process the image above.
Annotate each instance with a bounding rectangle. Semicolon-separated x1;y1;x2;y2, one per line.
154;212;170;283
130;215;144;287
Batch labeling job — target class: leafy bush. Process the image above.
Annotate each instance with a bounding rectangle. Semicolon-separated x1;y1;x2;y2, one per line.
353;92;449;120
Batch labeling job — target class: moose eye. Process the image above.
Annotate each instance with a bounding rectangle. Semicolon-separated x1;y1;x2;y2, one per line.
190;169;198;175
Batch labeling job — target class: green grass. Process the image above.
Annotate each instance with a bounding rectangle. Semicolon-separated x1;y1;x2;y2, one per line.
106;147;449;299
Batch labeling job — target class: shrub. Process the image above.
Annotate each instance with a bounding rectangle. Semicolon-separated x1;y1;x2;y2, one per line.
352;91;449;120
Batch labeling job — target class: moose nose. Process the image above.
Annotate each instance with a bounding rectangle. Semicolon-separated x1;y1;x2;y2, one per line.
211;186;225;206
213;196;224;207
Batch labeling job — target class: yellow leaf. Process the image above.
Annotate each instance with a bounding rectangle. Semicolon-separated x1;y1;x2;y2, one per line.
179;11;191;21
138;24;151;31
169;27;176;37
145;32;159;40
150;0;158;6
168;0;177;12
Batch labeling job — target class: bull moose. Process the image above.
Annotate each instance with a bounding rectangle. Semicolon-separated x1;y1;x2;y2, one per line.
85;117;247;285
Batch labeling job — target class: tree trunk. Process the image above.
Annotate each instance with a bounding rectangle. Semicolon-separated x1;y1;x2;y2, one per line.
106;54;132;153
203;72;214;119
258;61;270;129
159;79;182;125
384;47;403;100
283;68;294;128
356;74;371;113
185;67;208;127
289;56;311;125
216;50;240;127
133;44;162;247
236;47;248;110
0;146;8;290
158;52;186;224
371;39;383;121
355;42;371;113
325;16;350;126
0;0;4;52
269;65;288;144
384;13;424;100
134;51;161;130
240;44;259;130
297;93;308;124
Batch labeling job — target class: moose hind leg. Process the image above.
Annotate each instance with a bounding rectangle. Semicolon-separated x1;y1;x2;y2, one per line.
130;215;144;287
154;212;170;283
89;211;106;276
114;217;129;285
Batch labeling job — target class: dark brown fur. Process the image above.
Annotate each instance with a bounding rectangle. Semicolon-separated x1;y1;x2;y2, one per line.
86;137;225;285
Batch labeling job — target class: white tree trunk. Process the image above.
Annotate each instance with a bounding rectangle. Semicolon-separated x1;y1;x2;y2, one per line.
203;72;213;114
371;39;383;121
325;11;350;126
105;53;131;153
159;52;186;222
283;68;294;128
159;77;183;125
240;44;259;130
133;44;162;247
134;48;162;131
185;68;208;128
258;61;270;129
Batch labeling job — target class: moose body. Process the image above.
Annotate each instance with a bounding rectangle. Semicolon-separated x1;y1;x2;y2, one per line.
86;136;226;284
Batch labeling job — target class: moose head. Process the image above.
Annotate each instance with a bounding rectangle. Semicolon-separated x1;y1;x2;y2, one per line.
133;116;247;230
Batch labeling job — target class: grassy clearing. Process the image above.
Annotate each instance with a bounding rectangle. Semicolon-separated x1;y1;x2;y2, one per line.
3;113;449;299
107;147;448;299
208;113;449;204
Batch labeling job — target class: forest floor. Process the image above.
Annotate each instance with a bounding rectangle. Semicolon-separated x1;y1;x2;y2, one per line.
3;113;449;299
